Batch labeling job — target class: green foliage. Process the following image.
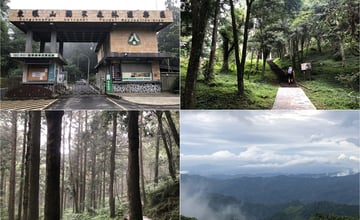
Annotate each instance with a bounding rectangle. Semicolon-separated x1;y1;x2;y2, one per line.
145;179;179;220
181;56;278;109
310;213;359;220
181;215;198;220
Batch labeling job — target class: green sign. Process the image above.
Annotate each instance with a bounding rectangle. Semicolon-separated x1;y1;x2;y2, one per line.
106;73;113;93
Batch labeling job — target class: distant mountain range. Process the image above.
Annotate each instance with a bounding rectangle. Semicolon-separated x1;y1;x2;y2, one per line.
181;173;359;205
181;173;360;220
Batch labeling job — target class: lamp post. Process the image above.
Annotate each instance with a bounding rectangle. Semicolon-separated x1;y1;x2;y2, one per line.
79;54;90;85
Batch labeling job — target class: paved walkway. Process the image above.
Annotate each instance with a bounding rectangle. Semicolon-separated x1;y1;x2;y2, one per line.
108;92;180;106
272;87;316;110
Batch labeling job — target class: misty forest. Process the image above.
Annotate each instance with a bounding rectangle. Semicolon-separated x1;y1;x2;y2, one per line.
181;0;359;109
181;174;360;220
0;111;179;220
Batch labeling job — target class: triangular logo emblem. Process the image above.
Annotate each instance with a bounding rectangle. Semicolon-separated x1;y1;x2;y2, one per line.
128;33;140;45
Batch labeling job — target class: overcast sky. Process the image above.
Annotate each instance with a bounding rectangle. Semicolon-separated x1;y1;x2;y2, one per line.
181;111;360;176
8;0;167;10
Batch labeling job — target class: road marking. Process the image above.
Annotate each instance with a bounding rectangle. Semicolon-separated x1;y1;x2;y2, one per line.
106;98;127;110
41;99;58;110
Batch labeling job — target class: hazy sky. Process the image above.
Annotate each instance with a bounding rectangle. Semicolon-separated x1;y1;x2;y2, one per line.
8;0;167;10
181;111;360;175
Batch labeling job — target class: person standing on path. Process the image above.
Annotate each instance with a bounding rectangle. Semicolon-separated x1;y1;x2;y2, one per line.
287;66;295;85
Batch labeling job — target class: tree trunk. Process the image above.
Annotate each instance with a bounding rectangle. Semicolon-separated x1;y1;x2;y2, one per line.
239;0;255;95
67;112;79;213
17;112;28;220
183;0;212;108
44;111;64;220
221;33;230;73
204;0;221;82
154;125;160;185
109;113;117;218
156;112;176;181
80;111;88;213
339;36;346;67
8;111;17;220
139;113;147;207
27;111;41;220
60;118;66;219
91;137;97;209
22;113;31;220
127;111;143;220
164;111;179;148
229;0;242;95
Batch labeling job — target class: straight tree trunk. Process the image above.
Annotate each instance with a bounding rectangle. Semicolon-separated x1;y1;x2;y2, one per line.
139;113;147;207
44;111;64;220
22;113;31;220
154;126;160;185
127;111;143;220
109;113;117;218
8;111;18;220
91;139;97;209
80;111;88;212
164;111;179;149
156;112;176;181
27;111;41;220
17;112;28;220
67;112;79;213
205;0;221;82
60;118;66;219
183;0;212;108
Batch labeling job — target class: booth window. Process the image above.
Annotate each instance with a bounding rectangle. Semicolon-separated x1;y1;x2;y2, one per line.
121;63;152;81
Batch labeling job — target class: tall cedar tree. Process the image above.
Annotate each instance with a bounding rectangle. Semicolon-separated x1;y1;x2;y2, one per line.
127;111;143;220
8;112;17;220
109;112;117;218
44;111;64;220
17;112;28;220
183;0;212;108
28;111;41;220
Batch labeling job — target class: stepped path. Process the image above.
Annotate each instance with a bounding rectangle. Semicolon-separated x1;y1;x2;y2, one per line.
268;60;316;110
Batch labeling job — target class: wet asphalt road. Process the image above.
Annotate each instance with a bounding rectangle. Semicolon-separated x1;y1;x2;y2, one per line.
47;82;179;110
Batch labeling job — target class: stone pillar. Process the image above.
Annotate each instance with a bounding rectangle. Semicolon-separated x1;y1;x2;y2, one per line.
50;31;57;53
59;42;63;55
25;31;33;53
40;41;45;53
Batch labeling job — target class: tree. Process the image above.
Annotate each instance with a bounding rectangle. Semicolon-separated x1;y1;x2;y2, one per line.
127;111;143;220
8;111;17;220
156;111;176;181
27;111;41;220
204;0;221;82
229;0;243;95
44;111;64;220
239;0;255;94
17;112;28;220
164;111;179;148
109;112;117;218
183;0;212;108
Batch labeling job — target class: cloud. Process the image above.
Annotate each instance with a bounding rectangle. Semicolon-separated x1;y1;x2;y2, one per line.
181;111;360;175
338;153;347;160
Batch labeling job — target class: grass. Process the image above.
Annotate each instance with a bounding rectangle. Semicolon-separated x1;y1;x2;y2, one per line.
181;57;279;109
274;47;360;109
